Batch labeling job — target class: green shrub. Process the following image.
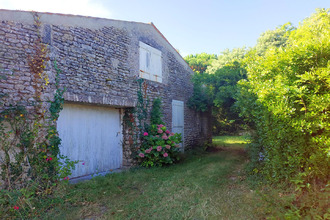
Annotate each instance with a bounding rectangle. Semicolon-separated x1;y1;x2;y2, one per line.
137;124;182;167
237;9;330;185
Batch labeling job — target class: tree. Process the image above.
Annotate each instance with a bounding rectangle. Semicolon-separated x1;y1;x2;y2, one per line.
206;47;247;74
236;9;330;184
184;53;217;74
186;49;248;134
254;23;295;55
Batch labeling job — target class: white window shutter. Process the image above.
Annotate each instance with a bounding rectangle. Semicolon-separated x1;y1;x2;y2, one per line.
153;52;162;83
139;41;162;83
139;47;150;80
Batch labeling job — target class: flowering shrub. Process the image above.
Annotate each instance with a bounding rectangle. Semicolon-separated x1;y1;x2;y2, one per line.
137;124;182;167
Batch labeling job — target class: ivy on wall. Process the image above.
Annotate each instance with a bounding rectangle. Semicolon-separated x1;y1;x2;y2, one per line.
0;12;76;218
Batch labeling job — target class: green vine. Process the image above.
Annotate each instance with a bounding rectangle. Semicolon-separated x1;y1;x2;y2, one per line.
122;78;150;157
136;78;149;132
0;12;76;218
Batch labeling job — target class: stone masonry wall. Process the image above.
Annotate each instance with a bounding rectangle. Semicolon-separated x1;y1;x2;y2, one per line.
0;10;212;168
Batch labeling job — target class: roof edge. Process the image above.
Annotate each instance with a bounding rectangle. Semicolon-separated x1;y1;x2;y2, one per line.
0;9;150;28
149;22;193;72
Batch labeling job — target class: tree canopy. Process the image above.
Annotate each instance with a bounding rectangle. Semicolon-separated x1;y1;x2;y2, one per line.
184;53;217;74
185;9;330;186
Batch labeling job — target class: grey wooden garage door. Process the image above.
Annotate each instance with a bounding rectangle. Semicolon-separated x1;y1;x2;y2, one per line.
57;103;122;178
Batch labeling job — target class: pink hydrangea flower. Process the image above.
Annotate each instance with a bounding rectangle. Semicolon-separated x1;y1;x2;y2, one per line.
143;132;148;136
145;149;151;153
169;132;175;137
46;157;53;161
157;124;164;128
157;146;162;152
157;129;163;134
139;153;145;158
156;135;159;138
165;145;171;149
163;153;168;157
165;130;170;134
162;134;168;140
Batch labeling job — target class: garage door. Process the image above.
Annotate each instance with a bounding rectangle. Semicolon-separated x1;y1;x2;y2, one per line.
57;103;122;178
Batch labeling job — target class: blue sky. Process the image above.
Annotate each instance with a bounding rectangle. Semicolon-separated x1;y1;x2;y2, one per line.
1;0;329;56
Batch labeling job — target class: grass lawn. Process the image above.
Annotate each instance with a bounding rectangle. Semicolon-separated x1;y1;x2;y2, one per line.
45;136;288;219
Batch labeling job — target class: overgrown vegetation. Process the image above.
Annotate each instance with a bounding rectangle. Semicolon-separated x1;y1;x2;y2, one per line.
186;9;330;218
236;9;330;218
123;80;183;167
186;48;249;135
0;13;75;219
137;98;182;167
137;124;182;167
40;135;319;219
40;136;273;219
185;24;293;135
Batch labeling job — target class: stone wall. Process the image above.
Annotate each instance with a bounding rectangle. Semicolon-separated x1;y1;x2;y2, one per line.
0;9;212;167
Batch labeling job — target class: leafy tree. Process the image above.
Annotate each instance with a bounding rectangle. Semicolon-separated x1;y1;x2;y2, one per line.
254;23;295;55
236;9;330;185
206;47;247;75
187;50;247;134
184;53;217;73
187;81;209;112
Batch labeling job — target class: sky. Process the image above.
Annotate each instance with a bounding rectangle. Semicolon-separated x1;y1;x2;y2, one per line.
0;0;329;57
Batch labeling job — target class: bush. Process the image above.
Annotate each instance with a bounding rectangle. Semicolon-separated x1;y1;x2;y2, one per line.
236;9;330;185
137;124;182;167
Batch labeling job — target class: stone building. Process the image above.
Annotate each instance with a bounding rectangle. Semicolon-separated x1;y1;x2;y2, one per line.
0;9;211;179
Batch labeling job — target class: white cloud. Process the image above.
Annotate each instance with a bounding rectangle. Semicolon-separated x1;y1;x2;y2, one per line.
0;0;112;18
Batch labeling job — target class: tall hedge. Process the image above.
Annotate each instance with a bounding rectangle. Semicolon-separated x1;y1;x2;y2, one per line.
237;9;330;184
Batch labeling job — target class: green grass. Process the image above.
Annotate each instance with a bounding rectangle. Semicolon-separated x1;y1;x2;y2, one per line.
44;136;288;219
212;135;249;148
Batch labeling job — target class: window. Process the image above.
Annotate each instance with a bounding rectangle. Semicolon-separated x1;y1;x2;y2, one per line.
139;41;162;83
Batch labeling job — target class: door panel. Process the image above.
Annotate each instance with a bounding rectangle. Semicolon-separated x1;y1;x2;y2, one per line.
57;104;122;178
172;100;184;151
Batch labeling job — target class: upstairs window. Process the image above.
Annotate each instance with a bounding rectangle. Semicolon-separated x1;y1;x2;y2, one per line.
139;41;162;83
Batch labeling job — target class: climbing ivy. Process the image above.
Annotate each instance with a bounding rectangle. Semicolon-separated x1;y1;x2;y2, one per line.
122;78;150;158
0;12;76;218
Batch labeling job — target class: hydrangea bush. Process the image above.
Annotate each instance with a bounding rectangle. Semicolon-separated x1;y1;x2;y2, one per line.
137;124;182;167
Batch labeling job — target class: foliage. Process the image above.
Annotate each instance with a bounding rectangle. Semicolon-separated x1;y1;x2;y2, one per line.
187;23;296;134
254;22;295;55
150;98;164;126
123;79;183;166
187;81;210;112
0;60;76;218
43;136;270;220
136;78;149;133
237;8;330;182
206;47;247;75
135;90;183;167
0;13;76;218
184;53;217;73
188;57;247;134
123;108;139;158
137;124;182;167
236;10;330;217
123;78;150;158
